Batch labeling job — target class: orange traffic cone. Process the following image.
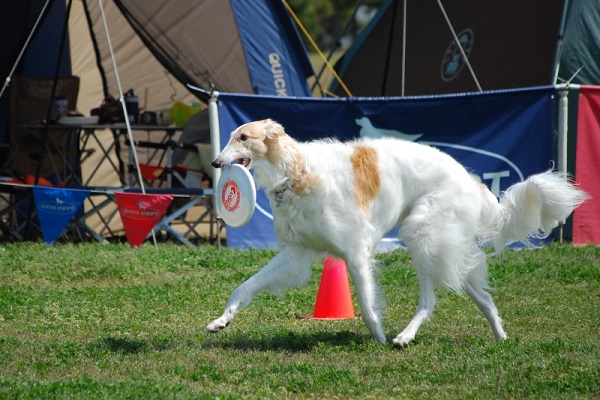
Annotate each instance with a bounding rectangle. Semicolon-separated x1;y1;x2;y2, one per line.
301;256;355;320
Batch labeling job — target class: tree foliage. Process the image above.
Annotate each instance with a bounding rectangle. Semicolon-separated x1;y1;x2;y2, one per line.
286;0;385;52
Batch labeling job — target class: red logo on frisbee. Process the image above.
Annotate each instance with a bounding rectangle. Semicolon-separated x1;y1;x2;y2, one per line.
221;180;241;212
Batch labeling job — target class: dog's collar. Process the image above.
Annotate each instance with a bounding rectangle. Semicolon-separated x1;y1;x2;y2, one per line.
271;182;289;208
272;187;287;207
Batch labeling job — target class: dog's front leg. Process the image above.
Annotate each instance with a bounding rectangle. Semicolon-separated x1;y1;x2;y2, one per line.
207;248;314;333
206;284;251;333
346;255;387;344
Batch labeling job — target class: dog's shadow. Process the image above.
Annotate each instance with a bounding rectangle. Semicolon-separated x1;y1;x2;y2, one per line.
91;336;178;355
91;331;372;355
204;330;371;353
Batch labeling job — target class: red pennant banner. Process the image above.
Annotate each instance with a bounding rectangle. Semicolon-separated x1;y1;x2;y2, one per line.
115;192;174;248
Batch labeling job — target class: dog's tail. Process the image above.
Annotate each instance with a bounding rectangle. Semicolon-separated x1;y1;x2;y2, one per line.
478;170;588;251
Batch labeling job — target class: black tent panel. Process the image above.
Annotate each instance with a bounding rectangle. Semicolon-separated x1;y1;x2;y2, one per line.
333;0;566;97
559;0;600;85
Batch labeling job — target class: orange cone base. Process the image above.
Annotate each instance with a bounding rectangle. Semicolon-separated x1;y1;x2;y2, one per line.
299;256;355;320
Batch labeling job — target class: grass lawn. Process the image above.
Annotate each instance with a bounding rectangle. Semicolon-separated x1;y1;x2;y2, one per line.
0;242;598;399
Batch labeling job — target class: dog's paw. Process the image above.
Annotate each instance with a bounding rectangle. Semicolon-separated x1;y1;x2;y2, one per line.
206;319;230;333
392;333;413;349
392;339;410;349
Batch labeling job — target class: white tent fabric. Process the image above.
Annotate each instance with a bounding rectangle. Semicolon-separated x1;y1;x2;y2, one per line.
69;0;196;119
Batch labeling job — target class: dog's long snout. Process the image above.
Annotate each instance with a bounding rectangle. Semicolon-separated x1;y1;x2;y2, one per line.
211;158;224;169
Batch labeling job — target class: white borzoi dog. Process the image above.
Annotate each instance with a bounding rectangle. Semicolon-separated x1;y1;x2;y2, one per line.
208;119;587;347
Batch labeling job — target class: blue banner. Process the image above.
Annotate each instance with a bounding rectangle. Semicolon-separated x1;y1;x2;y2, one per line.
217;87;556;249
32;186;90;244
230;0;313;97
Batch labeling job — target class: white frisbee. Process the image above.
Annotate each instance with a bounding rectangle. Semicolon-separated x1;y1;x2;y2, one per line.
216;164;256;227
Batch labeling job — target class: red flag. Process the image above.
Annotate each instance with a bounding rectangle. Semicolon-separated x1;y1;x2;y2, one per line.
115;192;174;248
574;86;600;244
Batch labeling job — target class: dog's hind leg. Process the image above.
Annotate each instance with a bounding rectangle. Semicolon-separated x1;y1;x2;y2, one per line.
393;198;452;348
392;273;436;348
345;253;387;344
464;254;507;340
207;247;315;333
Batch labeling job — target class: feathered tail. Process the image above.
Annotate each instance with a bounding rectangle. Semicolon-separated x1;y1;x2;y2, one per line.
478;171;589;251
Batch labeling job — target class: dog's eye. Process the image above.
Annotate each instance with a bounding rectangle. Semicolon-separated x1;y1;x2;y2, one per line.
240;133;249;142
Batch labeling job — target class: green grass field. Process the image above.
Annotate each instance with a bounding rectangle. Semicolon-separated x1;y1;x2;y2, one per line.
0;242;598;399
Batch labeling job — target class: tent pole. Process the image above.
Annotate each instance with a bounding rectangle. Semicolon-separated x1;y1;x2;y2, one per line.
208;90;222;249
551;0;572;85
557;86;570;242
381;0;400;96
401;0;407;97
81;0;109;97
97;0;145;195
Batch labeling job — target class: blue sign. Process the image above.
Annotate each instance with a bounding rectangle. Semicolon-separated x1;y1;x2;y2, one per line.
217;87;556;249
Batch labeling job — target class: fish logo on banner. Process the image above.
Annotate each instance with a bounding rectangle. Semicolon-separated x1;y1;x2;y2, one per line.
32;186;91;244
115;192;173;248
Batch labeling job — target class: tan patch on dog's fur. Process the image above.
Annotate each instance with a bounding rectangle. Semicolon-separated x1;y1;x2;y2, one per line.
351;146;380;212
290;163;321;195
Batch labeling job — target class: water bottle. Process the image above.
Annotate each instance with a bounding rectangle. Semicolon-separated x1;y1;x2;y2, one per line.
125;89;138;124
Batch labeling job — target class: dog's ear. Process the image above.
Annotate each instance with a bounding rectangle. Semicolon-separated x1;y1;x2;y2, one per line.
264;119;284;140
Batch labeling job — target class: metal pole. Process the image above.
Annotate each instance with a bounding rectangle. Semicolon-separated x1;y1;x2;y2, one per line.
208;90;221;249
557;87;569;241
401;0;407;97
97;0;145;193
